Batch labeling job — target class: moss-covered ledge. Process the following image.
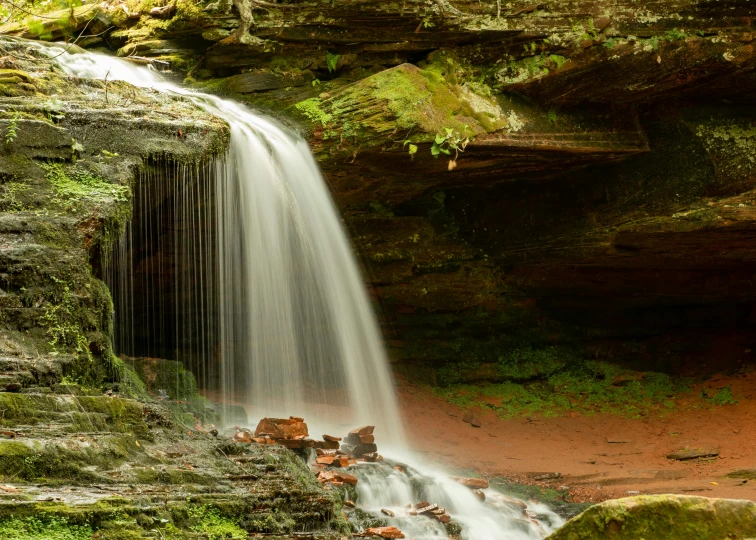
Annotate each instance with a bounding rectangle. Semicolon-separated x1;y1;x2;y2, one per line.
0;37;228;388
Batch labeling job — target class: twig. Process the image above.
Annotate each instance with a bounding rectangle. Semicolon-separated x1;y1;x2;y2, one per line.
48;15;102;59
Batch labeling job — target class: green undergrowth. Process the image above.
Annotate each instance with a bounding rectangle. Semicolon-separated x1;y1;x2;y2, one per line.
41;162;130;210
0;515;92;540
435;354;692;418
185;505;246;539
701;384;737;406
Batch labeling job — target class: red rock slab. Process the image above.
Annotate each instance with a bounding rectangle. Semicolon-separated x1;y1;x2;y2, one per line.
451;476;489;489
233;431;253;443
323;434;342;442
254;417;309;439
416;503;438;514
276;438;315;449
333;471;358;485
358;526;405;538
314;439;340;450
348;425;375;436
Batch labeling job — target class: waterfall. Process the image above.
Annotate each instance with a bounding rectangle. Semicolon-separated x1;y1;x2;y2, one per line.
38;42;563;539
47;46;402;438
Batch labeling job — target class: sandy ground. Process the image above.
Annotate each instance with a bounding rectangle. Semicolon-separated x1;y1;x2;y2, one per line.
399;372;756;503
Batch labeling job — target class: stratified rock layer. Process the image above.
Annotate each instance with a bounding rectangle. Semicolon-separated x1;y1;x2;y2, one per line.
4;0;756;381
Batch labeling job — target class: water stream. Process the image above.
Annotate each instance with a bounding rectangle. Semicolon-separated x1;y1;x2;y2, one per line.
39;42;562;539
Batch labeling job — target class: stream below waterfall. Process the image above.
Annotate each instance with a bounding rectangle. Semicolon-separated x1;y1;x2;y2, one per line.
34;40;564;539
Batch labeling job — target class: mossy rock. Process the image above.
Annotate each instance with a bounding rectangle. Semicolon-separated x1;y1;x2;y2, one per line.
291;61;507;157
547;495;756;539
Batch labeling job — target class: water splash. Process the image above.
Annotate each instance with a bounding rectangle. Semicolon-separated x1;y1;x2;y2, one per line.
346;458;563;539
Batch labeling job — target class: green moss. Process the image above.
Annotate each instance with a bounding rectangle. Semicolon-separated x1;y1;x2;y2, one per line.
702;385;738;406
0;393;57;426
293;97;333;127
0;515;92;540
124;357;198;401
435;359;690;418
550;495;756;539
41;163;131;211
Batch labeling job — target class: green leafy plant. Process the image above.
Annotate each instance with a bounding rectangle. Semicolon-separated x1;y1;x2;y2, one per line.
703;385;738;406
40;276;91;360
665;28;688;41
5;111;20;146
311;78;321;87
70;138;84;157
326;51;340;73
431;128;469;169
43;97;65;123
403;140;418;157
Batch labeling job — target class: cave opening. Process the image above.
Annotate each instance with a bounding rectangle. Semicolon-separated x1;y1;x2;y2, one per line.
102;159;221;391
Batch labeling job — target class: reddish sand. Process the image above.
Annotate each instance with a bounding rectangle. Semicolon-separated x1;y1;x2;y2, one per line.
399;372;756;503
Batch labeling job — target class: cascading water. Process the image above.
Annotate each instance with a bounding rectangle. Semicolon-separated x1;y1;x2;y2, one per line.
47;44;402;437
39;41;563;539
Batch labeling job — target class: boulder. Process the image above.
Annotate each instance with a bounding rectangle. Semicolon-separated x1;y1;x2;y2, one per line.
546;495;756;539
254;417;308;439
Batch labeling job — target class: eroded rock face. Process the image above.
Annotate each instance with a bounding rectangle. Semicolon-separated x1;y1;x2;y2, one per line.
546;495;756;539
0;39;346;539
5;1;756;382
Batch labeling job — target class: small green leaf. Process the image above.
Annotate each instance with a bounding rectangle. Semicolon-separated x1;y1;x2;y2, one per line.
326;51;340;73
408;144;418;156
439;147;451;155
434;134;446;145
431;144;441;157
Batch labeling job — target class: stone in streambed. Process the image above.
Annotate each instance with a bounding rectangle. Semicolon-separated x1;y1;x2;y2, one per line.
254;416;308;439
357;526;405;538
314;439;341;450
349;425;375;436
345;432;375;444
545;495;756;539
667;448;719;461
276;438;316;449
341;443;378;457
463;412;481;428
451;476;489;489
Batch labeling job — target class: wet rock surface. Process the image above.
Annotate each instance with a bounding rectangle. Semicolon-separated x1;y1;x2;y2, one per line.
0;39;348;539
